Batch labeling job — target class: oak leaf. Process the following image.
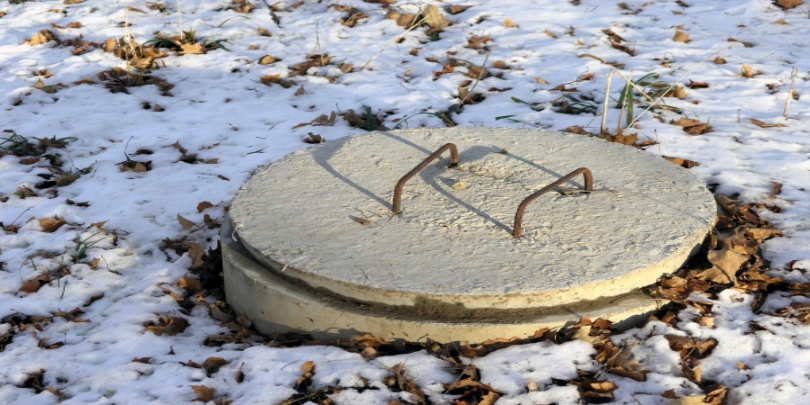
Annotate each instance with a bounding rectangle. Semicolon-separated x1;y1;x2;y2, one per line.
40;216;66;233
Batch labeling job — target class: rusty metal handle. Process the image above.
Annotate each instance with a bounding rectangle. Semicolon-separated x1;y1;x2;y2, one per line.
513;167;593;238
392;143;459;214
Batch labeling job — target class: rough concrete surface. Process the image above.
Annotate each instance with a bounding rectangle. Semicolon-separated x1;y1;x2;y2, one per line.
222;218;668;344
229;128;715;310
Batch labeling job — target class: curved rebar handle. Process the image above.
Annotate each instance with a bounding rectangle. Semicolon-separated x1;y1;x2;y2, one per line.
513;167;593;238
392;143;459;214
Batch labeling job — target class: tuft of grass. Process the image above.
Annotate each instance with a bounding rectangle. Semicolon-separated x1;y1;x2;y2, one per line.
0;132;77;157
71;231;105;263
616;72;681;128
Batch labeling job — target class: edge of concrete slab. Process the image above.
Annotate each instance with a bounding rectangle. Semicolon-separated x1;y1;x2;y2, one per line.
222;221;669;344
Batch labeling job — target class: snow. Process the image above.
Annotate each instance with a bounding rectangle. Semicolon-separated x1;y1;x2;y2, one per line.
1;0;810;404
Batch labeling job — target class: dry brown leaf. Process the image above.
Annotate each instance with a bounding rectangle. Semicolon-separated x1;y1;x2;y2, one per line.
312;111;337;126
202;357;229;376
493;60;510;70
40;217;66;233
179;43;205;55
535;77;549;84
293;85;305;96
504;18;518;28
26;30;56;46
19;274;52;294
258;27;272;36
301;360;315;375
188;243;205;269
748;118;786;128
777;0;803;9
177;214;195;231
422;4;451;29
664;156;700;168
197;201;214;212
673;30;690;42
480;391;500;405
177;275;202;294
745;228;783;241
145;316;189;336
260;74;294;88
687;79;709;88
713;56;727;64
341;12;369;28
258;55;277;65
467;35;492;50
339;62;353;73
445;5;472;14
741;64;757;78
543;28;558;38
191;385;214;402
708;246;748;276
64;0;85;4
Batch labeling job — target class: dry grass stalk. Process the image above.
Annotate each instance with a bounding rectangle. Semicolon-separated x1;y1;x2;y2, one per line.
601;69;614;134
784;67;799;117
360;14;428;71
459;54;490;105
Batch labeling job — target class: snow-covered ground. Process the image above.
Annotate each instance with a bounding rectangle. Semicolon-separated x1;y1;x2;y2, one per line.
2;0;810;403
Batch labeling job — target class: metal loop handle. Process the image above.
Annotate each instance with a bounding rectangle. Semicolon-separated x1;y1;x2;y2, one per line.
513;167;593;238
392;143;459;214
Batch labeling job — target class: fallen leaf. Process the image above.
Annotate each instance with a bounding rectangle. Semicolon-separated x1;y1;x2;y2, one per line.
741;64;757;78
543;28;558;38
708;246;748;277
39;217;66;233
202;357;229;376
188;243;206;269
422;4;451;29
748;118;786;128
777;0;803;9
191;385;214;402
745;228;783;241
197;201;214;212
311;111;337;126
445;5;472;14
467;35;492;50
64;0;85;4
294;85;305;96
258;27;272;36
304;133;324;144
26;30;56;46
177;275;202;294
179;43;205;55
19;274;52;293
664;156;700;168
301;361;315;375
504;18;518;28
177;214;195;231
713;56;727;64
687;80;709;89
145;315;189;336
673;30;690;42
535;77;549;84
260;74;294;88
258;55;277;65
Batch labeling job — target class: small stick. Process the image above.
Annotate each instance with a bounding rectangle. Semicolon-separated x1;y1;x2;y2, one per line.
600;69;614;134
784;67;798;117
177;0;183;38
360;14;428;71
459;53;490;105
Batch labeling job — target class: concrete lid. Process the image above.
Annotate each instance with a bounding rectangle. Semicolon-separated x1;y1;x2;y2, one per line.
230;128;715;309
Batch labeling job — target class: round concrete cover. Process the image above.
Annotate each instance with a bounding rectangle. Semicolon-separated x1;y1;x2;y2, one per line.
230;128;715;311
